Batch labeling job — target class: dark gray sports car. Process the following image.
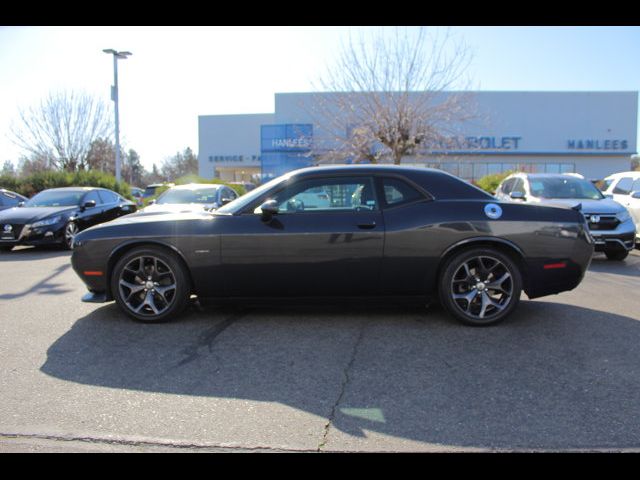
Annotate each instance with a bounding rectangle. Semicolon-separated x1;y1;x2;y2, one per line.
71;165;594;326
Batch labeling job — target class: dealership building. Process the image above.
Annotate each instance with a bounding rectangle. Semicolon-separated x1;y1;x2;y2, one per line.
198;91;638;184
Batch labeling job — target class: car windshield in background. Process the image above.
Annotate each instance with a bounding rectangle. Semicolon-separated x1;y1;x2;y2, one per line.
529;177;604;200
156;188;221;204
25;190;84;207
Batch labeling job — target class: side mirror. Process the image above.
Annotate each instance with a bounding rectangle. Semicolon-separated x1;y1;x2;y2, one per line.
18;201;25;207
510;191;526;201
631;191;640;200
220;197;233;205
82;200;96;210
259;199;279;222
149;199;156;205
604;193;614;199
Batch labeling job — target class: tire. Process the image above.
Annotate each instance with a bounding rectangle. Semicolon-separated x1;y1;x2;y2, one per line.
438;248;523;326
111;247;191;323
605;249;629;261
63;221;79;250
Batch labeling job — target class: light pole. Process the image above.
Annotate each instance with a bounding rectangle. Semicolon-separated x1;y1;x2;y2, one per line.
103;49;132;183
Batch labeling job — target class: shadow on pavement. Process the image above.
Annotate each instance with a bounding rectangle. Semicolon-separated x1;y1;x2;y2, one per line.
41;300;640;449
0;246;71;262
587;252;640;278
0;263;72;300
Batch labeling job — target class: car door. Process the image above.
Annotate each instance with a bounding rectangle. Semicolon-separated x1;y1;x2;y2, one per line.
220;175;385;297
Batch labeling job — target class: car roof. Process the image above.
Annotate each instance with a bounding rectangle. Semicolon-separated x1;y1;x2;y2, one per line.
167;183;223;190
604;171;640;179
39;187;100;192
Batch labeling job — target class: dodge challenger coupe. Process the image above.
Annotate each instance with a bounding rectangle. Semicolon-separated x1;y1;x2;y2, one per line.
71;165;594;326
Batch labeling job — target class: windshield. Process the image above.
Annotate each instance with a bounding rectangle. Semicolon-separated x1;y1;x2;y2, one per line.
216;174;292;214
529;177;604;200
156;187;221;204
25;190;84;207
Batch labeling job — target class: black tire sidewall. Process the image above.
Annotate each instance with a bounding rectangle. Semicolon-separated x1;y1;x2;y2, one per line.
111;247;190;323
63;221;76;250
604;249;629;261
439;248;523;326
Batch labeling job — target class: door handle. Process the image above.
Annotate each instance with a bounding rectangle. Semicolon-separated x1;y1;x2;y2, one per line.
357;221;376;229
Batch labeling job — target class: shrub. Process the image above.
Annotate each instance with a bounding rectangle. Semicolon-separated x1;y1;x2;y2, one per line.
475;171;514;195
0;170;132;199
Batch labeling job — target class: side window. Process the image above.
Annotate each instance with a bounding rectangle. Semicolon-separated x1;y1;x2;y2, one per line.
501;178;515;195
265;176;377;213
98;190;119;204
613;177;634;195
84;191;103;205
631;179;640;194
512;178;526;195
380;177;425;207
601;178;614;192
223;187;237;200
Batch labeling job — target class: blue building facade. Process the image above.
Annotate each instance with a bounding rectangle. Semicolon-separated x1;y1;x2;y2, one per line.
260;124;314;179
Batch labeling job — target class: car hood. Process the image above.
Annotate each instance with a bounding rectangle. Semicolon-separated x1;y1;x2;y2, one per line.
140;203;215;215
533;198;625;214
0;206;76;224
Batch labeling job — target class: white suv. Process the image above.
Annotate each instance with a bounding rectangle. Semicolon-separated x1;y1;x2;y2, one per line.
600;171;640;246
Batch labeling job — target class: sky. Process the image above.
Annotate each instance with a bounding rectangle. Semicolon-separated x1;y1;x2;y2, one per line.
0;26;639;171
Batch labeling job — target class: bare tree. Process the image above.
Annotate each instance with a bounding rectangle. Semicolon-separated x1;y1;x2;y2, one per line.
311;27;475;164
9;90;113;172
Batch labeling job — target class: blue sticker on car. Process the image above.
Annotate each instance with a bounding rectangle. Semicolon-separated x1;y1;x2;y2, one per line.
484;203;503;219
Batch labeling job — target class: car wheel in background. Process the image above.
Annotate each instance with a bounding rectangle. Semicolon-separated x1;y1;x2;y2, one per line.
604;249;629;261
439;248;523;326
63;221;79;250
111;247;191;323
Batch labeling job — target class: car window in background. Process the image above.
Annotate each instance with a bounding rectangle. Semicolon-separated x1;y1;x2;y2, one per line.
25;190;84;207
512;178;526;194
98;190;120;204
613;177;634;195
381;177;424;206
1;192;21;207
528;177;604;200
217;174;292;214
500;178;516;195
84;190;103;205
600;178;615;192
632;179;640;193
156;187;221;204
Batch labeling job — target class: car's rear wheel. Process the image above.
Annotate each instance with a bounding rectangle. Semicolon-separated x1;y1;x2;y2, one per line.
604;249;629;261
439;248;522;326
111;247;190;323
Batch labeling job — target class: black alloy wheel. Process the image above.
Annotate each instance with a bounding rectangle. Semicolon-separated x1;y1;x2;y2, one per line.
111;247;190;323
439;248;522;326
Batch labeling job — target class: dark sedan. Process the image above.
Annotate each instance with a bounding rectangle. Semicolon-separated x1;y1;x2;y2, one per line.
71;165;594;326
0;187;137;251
0;189;27;211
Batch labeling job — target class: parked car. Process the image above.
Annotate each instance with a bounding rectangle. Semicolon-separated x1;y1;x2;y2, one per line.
0;188;27;211
130;187;144;207
142;183;174;199
71;165;593;326
0;187;137;251
600;171;640;247
229;181;257;192
495;172;635;261
140;183;238;214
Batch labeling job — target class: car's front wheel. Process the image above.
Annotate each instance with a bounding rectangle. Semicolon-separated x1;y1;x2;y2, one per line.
111;247;191;323
604;249;629;261
439;248;523;326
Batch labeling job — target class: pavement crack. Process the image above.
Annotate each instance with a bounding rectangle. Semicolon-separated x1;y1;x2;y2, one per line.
318;321;366;452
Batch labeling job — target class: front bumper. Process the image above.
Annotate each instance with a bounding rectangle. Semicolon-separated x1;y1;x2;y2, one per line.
0;222;65;247
588;219;636;252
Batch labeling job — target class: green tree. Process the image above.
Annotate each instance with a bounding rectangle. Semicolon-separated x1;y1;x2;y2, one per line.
1;160;16;177
123;149;144;186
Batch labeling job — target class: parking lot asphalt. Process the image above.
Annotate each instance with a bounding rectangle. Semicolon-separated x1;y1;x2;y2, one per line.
1;246;639;452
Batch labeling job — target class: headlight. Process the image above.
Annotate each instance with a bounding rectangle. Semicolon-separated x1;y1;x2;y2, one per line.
32;215;63;228
616;210;631;223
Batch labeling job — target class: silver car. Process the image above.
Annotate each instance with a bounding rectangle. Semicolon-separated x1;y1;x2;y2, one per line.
496;173;636;261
